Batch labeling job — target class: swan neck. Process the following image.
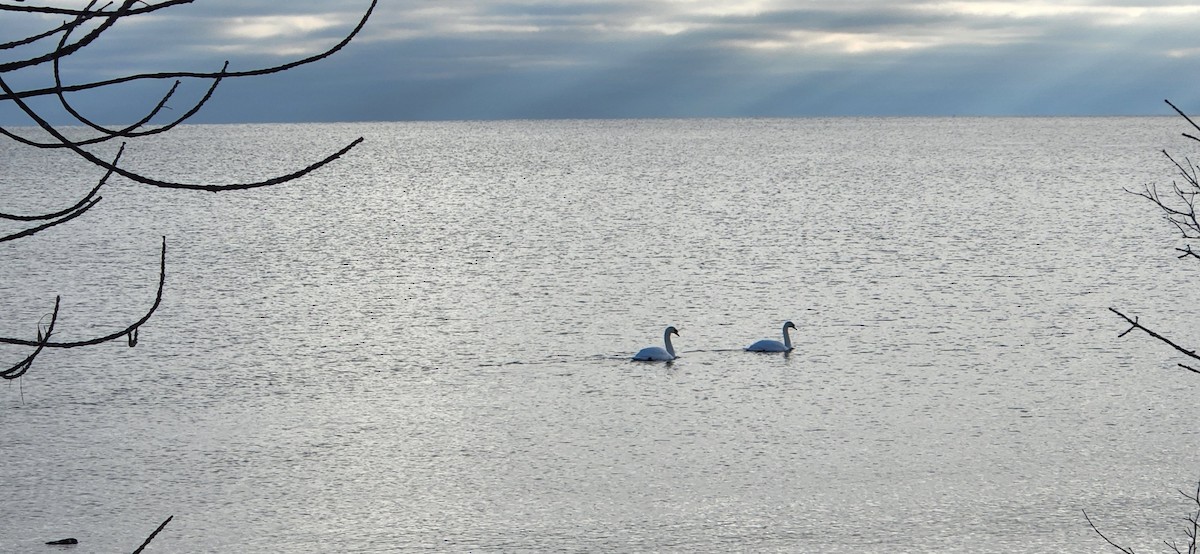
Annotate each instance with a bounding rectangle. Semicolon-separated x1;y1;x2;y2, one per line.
664;330;676;357
782;324;793;350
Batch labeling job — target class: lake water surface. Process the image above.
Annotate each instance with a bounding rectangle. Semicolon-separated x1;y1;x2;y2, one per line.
3;117;1200;553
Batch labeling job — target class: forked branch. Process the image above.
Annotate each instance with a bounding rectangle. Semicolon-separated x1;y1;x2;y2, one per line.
1;296;59;380
0;0;374;189
1164;481;1200;554
47;4;230;143
1176;245;1200;261
1109;307;1200;375
1122;101;1200;239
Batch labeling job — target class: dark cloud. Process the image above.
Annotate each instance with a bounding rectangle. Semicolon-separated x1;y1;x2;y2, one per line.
2;0;1198;123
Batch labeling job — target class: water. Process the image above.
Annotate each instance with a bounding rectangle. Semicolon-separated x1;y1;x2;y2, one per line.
3;117;1199;553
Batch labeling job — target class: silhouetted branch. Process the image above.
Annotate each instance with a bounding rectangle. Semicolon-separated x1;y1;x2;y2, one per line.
1109;308;1200;373
1084;509;1138;554
0;237;166;349
0;143;121;235
22;63;230;147
45;6;228;142
0;196;101;243
1111;102;1200;376
0;0;374;189
1;296;59;380
1166;99;1200;145
0;15;82;51
1099;101;1200;554
1176;245;1200;261
130;515;172;554
0;75;364;190
1084;510;1137;554
1162;481;1200;553
2;1;373;549
0;0;187;17
0;176;105;222
0;142;125;240
0;0;154;73
1123;103;1200;239
0;0;378;102
1092;480;1200;554
1125;158;1200;239
1178;363;1200;375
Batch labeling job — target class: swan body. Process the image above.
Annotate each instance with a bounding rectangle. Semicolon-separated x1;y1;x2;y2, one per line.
746;321;796;352
633;326;679;361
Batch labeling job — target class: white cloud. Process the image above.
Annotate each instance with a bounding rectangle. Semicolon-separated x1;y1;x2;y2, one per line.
733;31;938;54
917;1;1200;24
222;15;340;40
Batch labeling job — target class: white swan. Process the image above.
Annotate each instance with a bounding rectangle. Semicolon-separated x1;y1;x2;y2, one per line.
746;321;796;352
632;326;679;361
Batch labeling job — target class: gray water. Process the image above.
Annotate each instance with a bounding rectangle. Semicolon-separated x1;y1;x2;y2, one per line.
3;117;1199;553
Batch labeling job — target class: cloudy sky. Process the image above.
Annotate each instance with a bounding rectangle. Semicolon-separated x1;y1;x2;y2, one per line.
2;0;1199;123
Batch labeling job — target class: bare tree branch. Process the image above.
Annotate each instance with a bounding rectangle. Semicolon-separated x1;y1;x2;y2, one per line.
0;0;188;17
1084;509;1139;554
1176;245;1200;261
0;73;364;190
1086;481;1200;554
0;175;106;222
0;142;121;230
130;515;172;554
0;15;87;51
1166;99;1200;143
0;237;166;349
9;62;231;148
0;0;154;73
0;0;378;102
0;196;101;242
44;4;228;142
1;296;59;380
1109;308;1200;371
2;3;374;548
1100;101;1200;554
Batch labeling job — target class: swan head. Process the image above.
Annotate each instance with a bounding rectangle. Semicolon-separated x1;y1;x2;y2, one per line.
784;321;796;331
666;326;679;337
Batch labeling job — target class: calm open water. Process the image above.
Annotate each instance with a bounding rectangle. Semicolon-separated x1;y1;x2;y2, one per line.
3;117;1200;553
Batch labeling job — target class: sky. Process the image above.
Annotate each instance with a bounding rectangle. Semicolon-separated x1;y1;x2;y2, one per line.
2;0;1200;123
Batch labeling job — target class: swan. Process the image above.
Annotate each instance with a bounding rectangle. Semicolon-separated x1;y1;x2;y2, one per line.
632;326;679;361
746;321;796;352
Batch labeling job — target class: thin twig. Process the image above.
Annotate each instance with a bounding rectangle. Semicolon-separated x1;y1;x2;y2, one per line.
1110;307;1200;366
1084;509;1138;554
1176;245;1200;261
